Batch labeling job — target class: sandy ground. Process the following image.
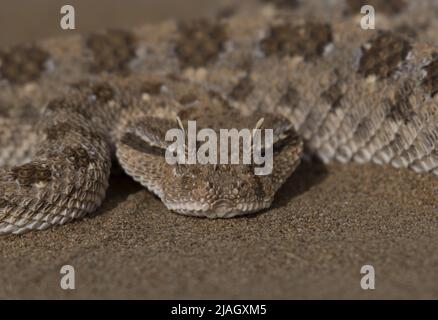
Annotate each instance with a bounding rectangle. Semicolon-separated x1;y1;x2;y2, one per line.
0;0;217;46
1;0;438;299
1;163;438;299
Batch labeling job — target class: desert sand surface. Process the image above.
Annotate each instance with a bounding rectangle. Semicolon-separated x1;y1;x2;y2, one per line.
0;0;437;299
1;163;438;299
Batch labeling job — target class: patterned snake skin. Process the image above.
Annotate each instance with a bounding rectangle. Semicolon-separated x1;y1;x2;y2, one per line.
1;0;438;234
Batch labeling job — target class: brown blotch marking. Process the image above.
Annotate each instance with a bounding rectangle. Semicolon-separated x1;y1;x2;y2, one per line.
422;54;438;98
216;6;237;19
208;90;231;108
394;24;418;39
280;86;300;110
0;45;49;84
229;77;254;101
11;163;52;187
238;57;253;73
91;83;115;102
396;22;429;40
178;93;199;105
44;122;75;141
260;23;332;60
175;19;227;68
346;0;407;16
64;146;93;170
358;32;411;79
46;98;73;112
0;197;11;209
388;82;415;124
141;79;164;95
355;119;373;141
86;29;137;74
70;80;91;90
71;81;115;102
44;121;100;142
45;98;91;119
46;95;93;119
321;83;344;111
165;73;184;82
0;107;9;118
260;0;300;9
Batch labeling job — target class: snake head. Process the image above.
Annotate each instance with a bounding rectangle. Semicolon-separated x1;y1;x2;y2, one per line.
116;106;303;218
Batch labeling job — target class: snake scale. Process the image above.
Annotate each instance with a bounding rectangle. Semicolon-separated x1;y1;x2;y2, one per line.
1;0;438;234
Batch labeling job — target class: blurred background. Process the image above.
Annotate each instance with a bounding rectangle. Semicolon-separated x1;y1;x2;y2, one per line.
0;0;221;46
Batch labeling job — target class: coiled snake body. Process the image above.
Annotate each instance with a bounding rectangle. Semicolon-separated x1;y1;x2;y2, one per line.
1;0;438;234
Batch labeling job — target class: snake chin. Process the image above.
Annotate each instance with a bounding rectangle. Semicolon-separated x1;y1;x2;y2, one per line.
164;199;272;218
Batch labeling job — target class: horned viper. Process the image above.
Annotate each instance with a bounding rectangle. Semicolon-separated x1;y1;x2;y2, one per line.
1;0;438;234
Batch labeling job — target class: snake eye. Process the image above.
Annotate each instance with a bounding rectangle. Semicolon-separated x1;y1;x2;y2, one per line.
236;180;246;189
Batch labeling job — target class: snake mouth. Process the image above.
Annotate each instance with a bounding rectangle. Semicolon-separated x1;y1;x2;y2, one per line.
164;199;272;218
